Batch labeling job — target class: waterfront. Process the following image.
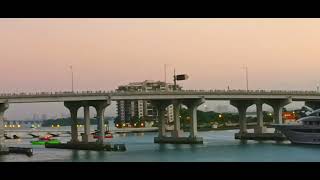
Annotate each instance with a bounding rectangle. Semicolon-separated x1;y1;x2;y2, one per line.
2;127;320;162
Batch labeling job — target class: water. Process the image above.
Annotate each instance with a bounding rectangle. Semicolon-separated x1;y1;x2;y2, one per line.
2;127;320;162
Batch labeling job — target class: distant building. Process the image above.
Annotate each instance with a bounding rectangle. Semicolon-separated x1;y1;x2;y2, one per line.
116;80;182;123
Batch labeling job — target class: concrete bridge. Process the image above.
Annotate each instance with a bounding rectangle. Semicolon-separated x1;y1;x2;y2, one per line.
1;89;320;150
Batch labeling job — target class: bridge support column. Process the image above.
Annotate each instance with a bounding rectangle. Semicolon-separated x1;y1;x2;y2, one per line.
254;100;267;133
64;101;81;143
151;100;171;138
172;100;182;138
153;98;204;144
92;100;111;144
82;103;93;143
230;100;254;134
265;99;292;125
0;102;9;152
183;98;205;138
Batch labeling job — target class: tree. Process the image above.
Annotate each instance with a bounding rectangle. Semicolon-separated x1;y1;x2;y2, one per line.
131;115;140;124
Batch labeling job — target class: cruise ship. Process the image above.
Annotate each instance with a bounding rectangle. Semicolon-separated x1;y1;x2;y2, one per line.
273;109;320;144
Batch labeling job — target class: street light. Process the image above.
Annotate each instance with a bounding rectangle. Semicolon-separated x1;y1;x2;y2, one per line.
242;65;249;92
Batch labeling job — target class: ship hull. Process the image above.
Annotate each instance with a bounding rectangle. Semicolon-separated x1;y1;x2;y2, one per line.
273;125;320;145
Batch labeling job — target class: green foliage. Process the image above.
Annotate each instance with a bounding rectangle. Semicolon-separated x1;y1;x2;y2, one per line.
42;117;113;127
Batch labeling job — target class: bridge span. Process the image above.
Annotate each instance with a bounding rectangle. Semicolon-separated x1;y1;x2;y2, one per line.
1;89;320;150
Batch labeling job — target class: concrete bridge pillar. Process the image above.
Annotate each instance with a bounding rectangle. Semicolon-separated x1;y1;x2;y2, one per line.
230;100;254;134
92;100;111;144
82;102;92;143
0;102;9;152
172;100;182;138
153;99;204;144
265;99;292;125
183;98;205;138
151;100;171;138
64;101;81;143
254;100;267;133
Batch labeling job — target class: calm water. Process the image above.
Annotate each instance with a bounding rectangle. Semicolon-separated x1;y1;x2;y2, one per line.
2;127;320;162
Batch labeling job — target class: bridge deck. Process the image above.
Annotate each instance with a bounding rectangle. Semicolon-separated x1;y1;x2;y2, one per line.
0;90;320;103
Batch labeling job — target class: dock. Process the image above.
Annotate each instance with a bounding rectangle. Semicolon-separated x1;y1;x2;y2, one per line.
235;133;288;141
154;137;203;144
45;142;126;151
0;146;33;156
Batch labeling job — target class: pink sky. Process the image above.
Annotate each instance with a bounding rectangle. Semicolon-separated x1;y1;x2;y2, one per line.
1;18;318;119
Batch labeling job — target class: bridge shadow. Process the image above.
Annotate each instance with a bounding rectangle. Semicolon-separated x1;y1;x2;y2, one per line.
158;143;201;152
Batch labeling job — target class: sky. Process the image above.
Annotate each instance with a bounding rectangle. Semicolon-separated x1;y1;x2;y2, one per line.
1;18;319;120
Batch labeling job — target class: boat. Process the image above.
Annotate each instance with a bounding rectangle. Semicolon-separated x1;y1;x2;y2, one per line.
31;139;61;145
273;109;320;144
28;133;40;138
49;133;60;137
93;131;113;139
4;134;12;139
31;135;61;145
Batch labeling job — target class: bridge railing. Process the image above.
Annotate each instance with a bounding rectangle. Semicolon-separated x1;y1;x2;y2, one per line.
0;89;320;98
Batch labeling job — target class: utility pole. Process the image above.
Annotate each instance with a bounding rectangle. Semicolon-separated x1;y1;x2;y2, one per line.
164;64;167;91
164;64;167;84
173;68;176;91
70;65;74;93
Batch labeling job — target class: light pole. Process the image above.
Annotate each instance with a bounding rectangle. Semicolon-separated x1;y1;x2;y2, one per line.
164;64;168;91
242;65;249;92
173;68;176;91
164;64;167;84
70;65;74;93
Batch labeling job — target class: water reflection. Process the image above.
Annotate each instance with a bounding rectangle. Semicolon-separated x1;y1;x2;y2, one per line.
158;144;169;152
190;144;200;152
119;133;127;137
71;150;79;160
4;128;320;162
239;140;248;145
97;151;105;160
172;144;184;151
84;150;91;160
135;133;144;136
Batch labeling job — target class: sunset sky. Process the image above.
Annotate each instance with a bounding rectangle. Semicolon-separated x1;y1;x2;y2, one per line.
1;18;318;119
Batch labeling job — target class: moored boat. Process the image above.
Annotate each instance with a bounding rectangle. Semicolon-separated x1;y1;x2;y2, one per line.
273;109;320;144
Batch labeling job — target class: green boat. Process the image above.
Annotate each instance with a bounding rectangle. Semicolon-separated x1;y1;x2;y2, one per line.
31;139;61;145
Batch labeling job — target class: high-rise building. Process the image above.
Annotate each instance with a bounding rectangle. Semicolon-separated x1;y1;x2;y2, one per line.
116;80;182;123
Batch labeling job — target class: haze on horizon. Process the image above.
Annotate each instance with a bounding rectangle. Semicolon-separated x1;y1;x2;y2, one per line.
1;18;318;120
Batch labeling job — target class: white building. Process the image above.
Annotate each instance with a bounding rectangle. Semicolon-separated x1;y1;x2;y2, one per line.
116;80;181;123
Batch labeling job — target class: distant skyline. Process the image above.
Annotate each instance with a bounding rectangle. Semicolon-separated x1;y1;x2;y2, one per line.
2;18;316;119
